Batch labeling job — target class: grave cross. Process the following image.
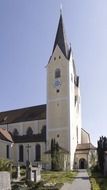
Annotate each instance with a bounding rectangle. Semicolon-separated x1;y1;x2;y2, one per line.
26;144;31;162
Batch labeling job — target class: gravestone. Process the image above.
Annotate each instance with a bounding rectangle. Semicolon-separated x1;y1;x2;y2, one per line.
0;171;11;190
16;165;20;179
26;164;41;182
30;166;41;182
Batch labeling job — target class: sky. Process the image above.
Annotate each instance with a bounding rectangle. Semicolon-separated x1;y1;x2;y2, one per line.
0;0;107;146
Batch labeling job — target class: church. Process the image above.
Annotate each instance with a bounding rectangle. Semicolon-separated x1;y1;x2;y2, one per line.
0;12;96;170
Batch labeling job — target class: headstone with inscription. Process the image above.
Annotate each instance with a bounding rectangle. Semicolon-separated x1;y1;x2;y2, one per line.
0;171;11;190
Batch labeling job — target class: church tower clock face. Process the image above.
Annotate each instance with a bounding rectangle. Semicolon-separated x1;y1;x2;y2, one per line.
54;68;61;89
54;79;61;89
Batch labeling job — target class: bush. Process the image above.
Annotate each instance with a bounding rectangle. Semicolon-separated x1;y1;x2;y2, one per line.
20;169;26;176
91;165;100;173
20;165;26;170
0;159;12;171
26;180;44;189
12;171;17;179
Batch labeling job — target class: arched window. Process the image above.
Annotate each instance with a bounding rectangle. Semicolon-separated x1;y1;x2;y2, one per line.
35;144;41;161
6;145;10;159
13;128;19;136
26;127;33;136
19;145;24;162
55;68;61;78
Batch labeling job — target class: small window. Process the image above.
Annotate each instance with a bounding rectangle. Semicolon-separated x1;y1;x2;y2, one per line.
56;89;60;93
19;145;24;162
6;145;10;159
57;134;60;138
75;96;77;105
55;68;61;78
59;56;61;59
54;57;56;61
13;128;19;136
26;127;33;136
35;144;41;161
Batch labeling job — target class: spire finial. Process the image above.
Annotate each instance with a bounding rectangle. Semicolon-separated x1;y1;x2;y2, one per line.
60;3;63;15
52;5;71;59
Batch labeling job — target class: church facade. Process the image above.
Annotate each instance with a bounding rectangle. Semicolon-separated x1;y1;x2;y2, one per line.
0;13;96;170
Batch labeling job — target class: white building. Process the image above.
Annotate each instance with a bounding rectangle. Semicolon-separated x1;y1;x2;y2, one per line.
0;13;96;170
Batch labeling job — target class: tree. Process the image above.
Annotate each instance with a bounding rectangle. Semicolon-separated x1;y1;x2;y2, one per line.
97;136;107;173
51;139;60;170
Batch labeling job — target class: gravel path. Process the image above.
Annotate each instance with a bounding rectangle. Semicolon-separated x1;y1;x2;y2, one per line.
61;169;91;190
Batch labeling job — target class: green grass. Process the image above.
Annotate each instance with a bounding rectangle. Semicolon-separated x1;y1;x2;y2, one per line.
89;172;107;190
12;169;77;189
41;170;77;184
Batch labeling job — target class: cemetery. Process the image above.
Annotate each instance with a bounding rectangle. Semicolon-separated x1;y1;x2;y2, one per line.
0;136;107;189
0;158;77;190
0;1;107;189
0;136;107;190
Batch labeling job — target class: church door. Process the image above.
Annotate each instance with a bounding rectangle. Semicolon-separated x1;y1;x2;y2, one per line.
79;158;86;169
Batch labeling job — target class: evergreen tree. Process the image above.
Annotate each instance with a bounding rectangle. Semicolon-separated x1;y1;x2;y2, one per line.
97;136;107;173
51;138;55;170
51;139;61;170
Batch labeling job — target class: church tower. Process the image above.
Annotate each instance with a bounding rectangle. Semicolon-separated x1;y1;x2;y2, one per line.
46;12;81;169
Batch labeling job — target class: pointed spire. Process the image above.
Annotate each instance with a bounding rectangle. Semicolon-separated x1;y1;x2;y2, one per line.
52;11;71;59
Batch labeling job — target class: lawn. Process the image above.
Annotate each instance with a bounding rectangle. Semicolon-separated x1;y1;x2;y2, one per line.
89;172;107;190
12;170;77;190
41;170;77;185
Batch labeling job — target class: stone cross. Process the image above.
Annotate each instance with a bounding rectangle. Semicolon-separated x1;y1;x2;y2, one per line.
26;144;31;162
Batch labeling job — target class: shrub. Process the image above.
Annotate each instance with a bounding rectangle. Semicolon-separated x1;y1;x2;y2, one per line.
90;165;100;173
0;159;12;171
20;169;26;176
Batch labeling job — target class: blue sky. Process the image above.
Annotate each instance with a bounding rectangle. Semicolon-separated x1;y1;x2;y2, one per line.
0;0;107;145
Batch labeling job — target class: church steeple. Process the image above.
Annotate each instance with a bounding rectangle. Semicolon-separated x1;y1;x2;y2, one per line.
52;12;71;59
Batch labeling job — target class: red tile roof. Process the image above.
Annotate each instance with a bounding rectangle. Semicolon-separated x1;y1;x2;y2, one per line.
0;128;13;142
